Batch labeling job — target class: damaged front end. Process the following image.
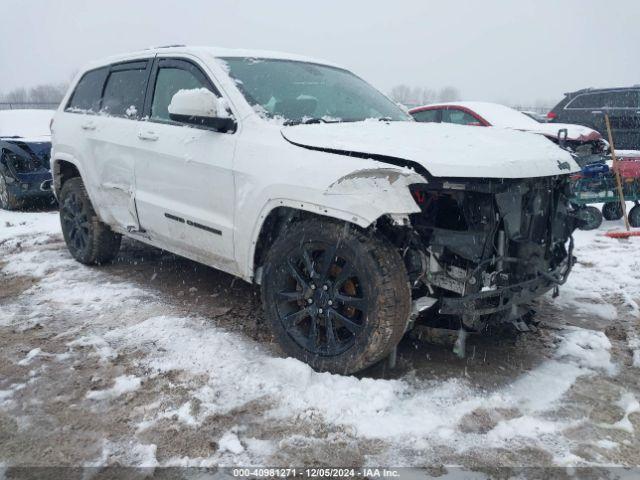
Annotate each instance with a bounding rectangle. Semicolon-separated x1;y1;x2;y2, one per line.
398;175;577;331
0;140;53;196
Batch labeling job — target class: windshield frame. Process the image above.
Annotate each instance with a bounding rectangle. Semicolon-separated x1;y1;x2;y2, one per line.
218;56;412;125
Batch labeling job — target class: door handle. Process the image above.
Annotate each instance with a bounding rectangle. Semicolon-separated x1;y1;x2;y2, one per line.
81;121;96;130
138;131;159;141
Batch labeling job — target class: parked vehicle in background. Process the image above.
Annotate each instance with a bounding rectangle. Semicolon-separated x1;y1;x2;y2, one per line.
52;46;580;374
410;101;608;165
547;87;640;150
0;109;55;209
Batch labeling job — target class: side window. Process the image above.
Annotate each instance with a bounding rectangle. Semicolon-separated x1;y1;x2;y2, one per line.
101;66;149;118
603;91;639;109
442;109;480;125
412;109;440;123
566;93;605;109
66;68;108;113
151;66;212;122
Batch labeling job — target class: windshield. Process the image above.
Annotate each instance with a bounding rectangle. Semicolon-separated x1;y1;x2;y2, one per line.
219;57;411;124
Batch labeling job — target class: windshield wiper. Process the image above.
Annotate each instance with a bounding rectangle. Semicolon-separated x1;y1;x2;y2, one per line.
284;117;345;126
283;118;322;126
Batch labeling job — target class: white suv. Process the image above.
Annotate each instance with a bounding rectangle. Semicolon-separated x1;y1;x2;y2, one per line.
51;46;581;373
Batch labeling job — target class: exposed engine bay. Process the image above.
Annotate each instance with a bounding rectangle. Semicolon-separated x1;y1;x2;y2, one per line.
387;175;577;331
550;130;609;169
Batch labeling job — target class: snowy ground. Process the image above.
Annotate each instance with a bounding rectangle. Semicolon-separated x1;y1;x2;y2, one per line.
0;207;639;474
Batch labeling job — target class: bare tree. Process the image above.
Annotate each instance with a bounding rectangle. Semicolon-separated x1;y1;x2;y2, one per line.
2;87;29;103
420;88;437;105
29;84;67;103
437;86;460;102
1;82;68;105
390;85;461;107
389;84;413;105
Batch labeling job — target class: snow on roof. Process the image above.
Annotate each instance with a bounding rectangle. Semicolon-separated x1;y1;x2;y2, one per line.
416;101;600;141
425;101;540;129
0;109;54;140
83;46;342;71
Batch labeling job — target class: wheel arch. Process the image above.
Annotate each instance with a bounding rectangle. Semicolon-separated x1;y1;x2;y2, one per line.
245;168;425;283
52;154;85;195
249;202;369;284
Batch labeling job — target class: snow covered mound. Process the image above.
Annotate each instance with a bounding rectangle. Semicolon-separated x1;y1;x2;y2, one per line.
1;209;638;468
0;109;54;140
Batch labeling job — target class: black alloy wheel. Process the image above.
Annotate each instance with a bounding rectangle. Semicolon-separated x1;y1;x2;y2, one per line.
261;219;411;374
58;177;121;264
60;188;90;253
273;242;368;356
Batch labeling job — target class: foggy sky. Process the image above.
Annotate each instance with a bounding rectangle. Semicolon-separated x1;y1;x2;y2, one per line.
2;0;639;106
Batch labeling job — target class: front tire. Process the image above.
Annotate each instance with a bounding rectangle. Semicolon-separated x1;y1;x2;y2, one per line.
629;205;640;228
576;206;603;230
261;219;411;374
59;177;121;264
602;202;623;221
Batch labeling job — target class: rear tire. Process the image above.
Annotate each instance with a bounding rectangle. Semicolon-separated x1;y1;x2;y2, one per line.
576;206;603;231
602;202;623;221
629;205;640;228
59;177;121;264
0;173;21;210
261;219;411;374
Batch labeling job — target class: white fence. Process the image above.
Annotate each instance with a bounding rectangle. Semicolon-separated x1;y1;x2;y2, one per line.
0;102;60;110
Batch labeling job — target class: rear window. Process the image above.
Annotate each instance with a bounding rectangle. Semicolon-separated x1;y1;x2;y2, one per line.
412;109;439;123
566;93;605;109
66;68;108;113
101;67;148;118
603;90;639;108
442;109;480;125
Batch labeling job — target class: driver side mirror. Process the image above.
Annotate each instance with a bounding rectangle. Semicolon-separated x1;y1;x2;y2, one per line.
168;88;236;133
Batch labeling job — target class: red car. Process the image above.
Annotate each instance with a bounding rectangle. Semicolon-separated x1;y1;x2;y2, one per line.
410;101;608;163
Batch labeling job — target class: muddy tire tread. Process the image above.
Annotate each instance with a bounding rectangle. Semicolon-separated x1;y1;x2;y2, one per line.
261;219;411;374
59;177;121;265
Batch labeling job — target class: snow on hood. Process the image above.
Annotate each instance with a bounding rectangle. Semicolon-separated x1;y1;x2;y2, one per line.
519;122;602;142
281;121;580;179
0;109;54;141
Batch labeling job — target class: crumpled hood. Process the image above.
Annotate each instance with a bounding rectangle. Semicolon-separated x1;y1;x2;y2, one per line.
511;123;602;142
281;121;580;179
0;138;52;170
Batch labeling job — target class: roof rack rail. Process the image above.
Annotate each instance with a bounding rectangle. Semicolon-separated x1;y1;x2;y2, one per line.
563;87;592;96
146;44;186;50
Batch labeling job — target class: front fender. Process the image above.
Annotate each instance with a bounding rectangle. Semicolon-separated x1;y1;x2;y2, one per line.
324;167;424;220
241;167;425;281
